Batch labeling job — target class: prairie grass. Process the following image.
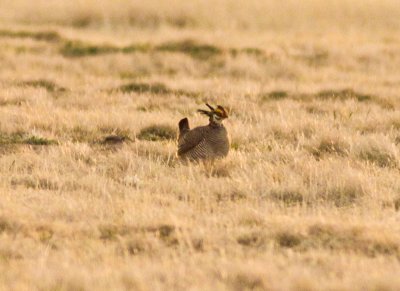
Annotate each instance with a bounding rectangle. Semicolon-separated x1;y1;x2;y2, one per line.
0;0;400;290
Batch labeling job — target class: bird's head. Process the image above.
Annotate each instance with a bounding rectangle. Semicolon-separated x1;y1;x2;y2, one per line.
198;103;229;124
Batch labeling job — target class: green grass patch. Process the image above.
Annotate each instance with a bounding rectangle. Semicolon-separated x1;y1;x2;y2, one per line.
60;40;150;57
101;135;129;144
323;180;365;207
66;126;132;144
0;217;20;234
241;47;264;56
156;39;222;60
60;41;120;57
67;126;97;143
316;89;372;102
99;128;133;144
357;142;398;168
300;51;329;66
304;224;400;257
237;231;265;248
137;124;177;141
230;47;265;58
0;98;25;107
0;132;25;144
0;132;56;145
259;88;393;109
275;231;303;248
310;136;350;158
61;39;225;60
121;44;151;54
270;188;304;206
0;30;271;64
20;79;67;93
117;82;200;98
266;224;400;258
261;90;289;101
119;82;170;94
11;176;58;191
394;197;400;211
0;29;61;42
59;37;271;63
24;136;56;145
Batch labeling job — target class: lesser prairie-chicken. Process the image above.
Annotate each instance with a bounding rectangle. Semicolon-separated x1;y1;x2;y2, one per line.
177;103;230;161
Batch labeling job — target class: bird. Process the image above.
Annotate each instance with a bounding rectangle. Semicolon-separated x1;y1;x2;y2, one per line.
177;103;230;161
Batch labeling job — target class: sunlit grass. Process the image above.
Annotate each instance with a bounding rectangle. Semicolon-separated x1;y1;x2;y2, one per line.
0;0;399;290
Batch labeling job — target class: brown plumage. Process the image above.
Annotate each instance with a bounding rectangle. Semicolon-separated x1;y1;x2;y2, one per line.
177;103;230;161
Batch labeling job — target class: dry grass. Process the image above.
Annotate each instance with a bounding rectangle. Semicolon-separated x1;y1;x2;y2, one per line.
1;0;400;290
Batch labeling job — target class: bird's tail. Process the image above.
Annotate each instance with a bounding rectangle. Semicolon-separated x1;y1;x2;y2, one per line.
178;118;190;136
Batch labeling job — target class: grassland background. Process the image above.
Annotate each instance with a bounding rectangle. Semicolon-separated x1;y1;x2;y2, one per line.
0;0;400;290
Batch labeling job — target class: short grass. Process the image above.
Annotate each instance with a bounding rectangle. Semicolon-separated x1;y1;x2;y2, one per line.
0;0;400;290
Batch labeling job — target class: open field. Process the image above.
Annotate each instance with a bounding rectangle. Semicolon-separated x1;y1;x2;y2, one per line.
0;0;400;290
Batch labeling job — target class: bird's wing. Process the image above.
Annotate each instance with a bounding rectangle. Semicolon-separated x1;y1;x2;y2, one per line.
178;126;206;156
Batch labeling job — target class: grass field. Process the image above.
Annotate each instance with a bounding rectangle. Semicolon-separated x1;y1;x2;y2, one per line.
0;0;400;290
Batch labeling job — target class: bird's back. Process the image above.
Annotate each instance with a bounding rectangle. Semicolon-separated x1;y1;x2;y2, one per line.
178;123;229;161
